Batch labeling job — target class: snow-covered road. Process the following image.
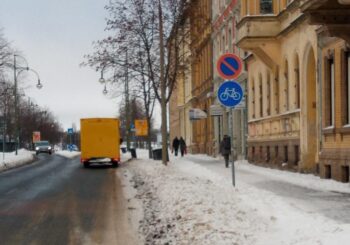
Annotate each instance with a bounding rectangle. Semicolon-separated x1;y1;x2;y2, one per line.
126;150;350;245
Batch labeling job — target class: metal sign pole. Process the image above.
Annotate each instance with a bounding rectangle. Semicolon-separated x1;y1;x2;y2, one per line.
0;117;4;162
216;53;243;188
232;158;235;187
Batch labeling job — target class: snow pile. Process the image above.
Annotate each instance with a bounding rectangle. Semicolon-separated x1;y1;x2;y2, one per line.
236;160;350;194
128;150;350;245
55;150;81;159
0;149;35;171
189;154;350;194
129;151;265;245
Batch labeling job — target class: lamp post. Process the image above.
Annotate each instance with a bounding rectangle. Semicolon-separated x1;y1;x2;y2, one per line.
13;54;43;155
99;56;131;150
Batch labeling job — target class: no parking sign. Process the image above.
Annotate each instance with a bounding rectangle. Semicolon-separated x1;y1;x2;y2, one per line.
217;53;243;80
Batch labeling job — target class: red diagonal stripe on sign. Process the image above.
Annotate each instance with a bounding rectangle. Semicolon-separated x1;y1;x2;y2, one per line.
222;59;237;74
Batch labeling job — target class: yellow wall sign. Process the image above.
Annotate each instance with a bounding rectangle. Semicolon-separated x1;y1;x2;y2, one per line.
135;120;148;136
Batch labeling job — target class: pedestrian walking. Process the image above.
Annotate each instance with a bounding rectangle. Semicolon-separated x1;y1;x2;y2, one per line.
220;135;231;168
179;137;187;157
172;136;180;156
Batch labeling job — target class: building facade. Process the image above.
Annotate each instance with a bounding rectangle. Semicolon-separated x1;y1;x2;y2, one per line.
237;0;320;172
301;0;350;182
189;0;214;154
169;15;193;150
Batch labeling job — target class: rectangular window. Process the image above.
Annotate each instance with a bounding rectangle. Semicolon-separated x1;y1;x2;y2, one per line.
294;145;299;165
260;0;273;14
267;77;271;116
331;59;335;126
259;82;263;117
284;145;288;163
325;57;335;127
347;53;350;124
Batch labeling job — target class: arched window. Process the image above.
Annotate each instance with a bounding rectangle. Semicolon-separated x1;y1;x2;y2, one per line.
294;54;300;109
266;72;271;115
274;67;280;114
251;78;256;119
259;74;263;117
260;0;273;15
284;59;289;111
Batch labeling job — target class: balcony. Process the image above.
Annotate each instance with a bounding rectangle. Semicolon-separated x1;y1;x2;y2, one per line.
301;0;350;43
236;16;280;50
237;15;281;71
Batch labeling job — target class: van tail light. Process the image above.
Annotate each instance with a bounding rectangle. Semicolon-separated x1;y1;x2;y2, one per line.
81;158;88;163
112;157;120;162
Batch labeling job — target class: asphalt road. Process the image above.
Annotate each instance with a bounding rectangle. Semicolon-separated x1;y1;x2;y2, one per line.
0;154;138;245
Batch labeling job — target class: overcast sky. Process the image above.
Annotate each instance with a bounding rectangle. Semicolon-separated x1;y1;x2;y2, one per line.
0;0;122;130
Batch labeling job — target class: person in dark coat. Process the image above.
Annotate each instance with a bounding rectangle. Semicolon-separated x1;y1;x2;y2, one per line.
179;137;187;157
172;136;180;156
220;135;231;168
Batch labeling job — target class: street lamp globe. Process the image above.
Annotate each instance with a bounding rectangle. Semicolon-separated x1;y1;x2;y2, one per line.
99;77;105;84
36;80;43;89
102;86;108;95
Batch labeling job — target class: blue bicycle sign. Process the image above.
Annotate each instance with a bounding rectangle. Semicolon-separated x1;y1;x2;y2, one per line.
218;81;243;108
220;88;241;101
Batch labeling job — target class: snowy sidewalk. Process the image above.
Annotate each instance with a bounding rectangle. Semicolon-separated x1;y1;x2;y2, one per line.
124;150;350;245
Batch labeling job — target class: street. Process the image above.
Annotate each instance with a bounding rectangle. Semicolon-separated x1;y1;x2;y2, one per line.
0;154;139;245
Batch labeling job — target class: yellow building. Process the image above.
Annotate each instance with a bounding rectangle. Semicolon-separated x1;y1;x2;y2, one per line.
301;0;350;182
237;0;319;171
169;15;193;149
189;0;214;154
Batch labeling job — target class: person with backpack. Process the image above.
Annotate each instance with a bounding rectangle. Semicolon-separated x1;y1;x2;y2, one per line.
172;136;180;156
220;135;231;168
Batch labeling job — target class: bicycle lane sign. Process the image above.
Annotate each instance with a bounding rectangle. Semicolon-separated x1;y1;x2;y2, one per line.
217;81;243;108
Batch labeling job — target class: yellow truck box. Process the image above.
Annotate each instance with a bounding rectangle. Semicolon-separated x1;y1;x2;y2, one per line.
80;118;120;167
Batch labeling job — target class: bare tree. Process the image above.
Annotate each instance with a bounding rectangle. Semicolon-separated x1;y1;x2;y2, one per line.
85;0;189;164
0;30;13;72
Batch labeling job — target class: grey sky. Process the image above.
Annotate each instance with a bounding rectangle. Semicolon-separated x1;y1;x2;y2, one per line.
0;0;120;130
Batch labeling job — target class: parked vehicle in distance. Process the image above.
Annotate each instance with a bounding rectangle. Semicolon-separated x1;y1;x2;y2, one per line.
80;118;120;168
34;141;52;155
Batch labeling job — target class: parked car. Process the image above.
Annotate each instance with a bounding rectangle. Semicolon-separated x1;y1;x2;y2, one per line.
34;141;52;155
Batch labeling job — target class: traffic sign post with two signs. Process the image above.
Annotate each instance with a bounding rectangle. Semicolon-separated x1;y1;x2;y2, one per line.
216;53;244;187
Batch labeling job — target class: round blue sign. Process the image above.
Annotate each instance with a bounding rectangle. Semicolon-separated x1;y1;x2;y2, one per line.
217;81;243;108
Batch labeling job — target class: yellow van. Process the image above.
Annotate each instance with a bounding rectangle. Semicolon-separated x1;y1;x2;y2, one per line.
80;118;120;168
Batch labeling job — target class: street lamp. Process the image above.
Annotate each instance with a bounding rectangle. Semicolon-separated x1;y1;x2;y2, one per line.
99;70;108;95
98;56;131;150
12;54;43;155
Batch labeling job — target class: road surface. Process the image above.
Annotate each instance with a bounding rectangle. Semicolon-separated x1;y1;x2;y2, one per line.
0;154;139;245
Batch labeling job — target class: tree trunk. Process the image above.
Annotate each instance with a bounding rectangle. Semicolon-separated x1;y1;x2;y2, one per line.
158;0;167;165
147;116;152;159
